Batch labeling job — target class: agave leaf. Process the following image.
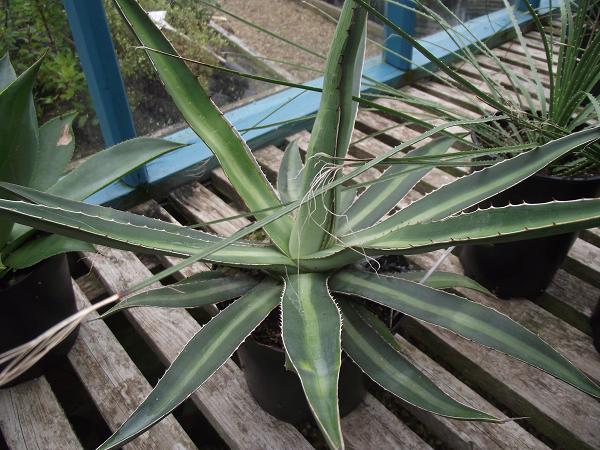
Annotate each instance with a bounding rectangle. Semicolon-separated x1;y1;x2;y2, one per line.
339;299;497;420
0;183;296;270
29;113;77;192
345;127;600;246
305;198;600;269
337;136;456;235
391;270;490;294
4;234;95;269
330;270;600;398
112;0;292;252
0;53;16;90
97;278;283;450
277;139;304;204
0;56;41;247
363;199;600;251
282;273;343;450
289;1;367;258
49;137;185;201
102;272;259;317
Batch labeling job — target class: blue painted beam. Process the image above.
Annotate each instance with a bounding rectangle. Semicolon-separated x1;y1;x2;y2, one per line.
518;0;541;11
62;0;144;186
384;0;416;70
87;0;559;207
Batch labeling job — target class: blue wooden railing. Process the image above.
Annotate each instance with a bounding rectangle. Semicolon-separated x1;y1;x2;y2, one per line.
63;0;549;206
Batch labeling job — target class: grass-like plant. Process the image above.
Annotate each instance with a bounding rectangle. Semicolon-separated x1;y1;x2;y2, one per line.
362;0;600;175
1;1;600;449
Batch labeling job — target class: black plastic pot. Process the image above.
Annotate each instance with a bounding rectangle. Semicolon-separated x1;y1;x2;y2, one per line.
0;254;78;386
592;299;600;354
237;339;367;424
459;162;600;299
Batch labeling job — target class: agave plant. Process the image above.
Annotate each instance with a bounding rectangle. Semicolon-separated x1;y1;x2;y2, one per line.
360;0;600;175
0;53;183;276
1;1;600;449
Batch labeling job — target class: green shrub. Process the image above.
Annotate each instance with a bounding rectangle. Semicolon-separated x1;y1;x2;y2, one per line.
0;0;220;128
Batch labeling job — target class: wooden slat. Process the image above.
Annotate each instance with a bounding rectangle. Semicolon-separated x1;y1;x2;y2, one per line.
393;334;549;450
494;46;553;75
82;248;312;450
581;228;600;247
402;250;600;450
564;238;600;289
499;41;559;65
0;377;82;450
351;128;458;194
169;181;249;236
69;281;197;450
411;251;600;383
401;84;483;118
474;53;552;86
455;63;551;100
536;269;599;335
341;395;432;450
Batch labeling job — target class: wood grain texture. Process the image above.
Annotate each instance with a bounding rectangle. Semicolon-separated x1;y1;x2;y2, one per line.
536;268;599;335
69;281;197;450
564;238;600;288
169;181;249;236
403;251;600;450
0;377;82;450
342;395;432;450
393;334;549;450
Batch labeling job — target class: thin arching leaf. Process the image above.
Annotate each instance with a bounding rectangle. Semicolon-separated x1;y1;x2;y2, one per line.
282;273;343;450
102;272;259;317
277;139;304;204
4;234;95;269
345;127;600;246
363;199;600;251
49;137;185;201
0;183;296;270
290;0;367;258
330;270;600;399
30;113;77;191
112;0;292;252
0;53;16;90
0;56;41;247
339;299;498;420
337;136;456;235
97;278;283;450
391;270;490;294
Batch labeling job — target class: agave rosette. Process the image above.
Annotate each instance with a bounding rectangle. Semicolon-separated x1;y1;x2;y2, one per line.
0;1;599;449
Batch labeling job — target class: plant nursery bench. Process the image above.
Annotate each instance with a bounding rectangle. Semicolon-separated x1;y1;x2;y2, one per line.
1;24;599;450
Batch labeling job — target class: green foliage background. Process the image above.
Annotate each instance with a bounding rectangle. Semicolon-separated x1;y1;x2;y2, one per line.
0;0;220;130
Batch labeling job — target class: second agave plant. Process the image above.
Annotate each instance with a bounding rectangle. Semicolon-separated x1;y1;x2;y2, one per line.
1;1;600;449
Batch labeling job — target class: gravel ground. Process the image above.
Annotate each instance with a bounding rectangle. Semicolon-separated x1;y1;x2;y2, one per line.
217;0;380;82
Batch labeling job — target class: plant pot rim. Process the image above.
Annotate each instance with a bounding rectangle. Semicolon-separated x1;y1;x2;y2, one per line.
0;254;60;291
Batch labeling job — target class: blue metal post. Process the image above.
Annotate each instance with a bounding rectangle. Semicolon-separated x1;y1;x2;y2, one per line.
62;0;146;186
384;0;417;71
518;0;541;10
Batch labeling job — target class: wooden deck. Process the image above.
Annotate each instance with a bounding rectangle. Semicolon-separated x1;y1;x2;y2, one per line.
2;26;600;450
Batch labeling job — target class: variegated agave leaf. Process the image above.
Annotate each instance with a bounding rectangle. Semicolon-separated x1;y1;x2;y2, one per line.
2;1;600;450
